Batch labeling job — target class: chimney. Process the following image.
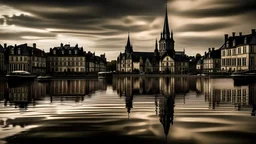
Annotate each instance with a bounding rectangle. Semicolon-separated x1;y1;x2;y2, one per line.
61;43;63;47
212;48;215;51
252;29;256;35
225;34;228;42
33;43;36;48
239;32;242;36
15;44;17;47
232;32;235;37
205;52;207;55
208;48;211;52
4;43;7;49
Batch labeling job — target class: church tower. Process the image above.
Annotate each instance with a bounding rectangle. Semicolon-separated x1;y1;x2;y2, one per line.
159;0;175;57
125;32;133;54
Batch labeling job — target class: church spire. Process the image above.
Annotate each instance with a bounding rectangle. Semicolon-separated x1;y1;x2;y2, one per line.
126;32;131;47
125;32;133;53
163;0;170;39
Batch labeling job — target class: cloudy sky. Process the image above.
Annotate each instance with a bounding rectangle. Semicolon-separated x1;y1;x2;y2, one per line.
0;0;256;60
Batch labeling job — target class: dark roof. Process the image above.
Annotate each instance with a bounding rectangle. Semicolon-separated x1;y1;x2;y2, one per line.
221;34;256;49
205;49;221;59
7;44;46;57
0;44;4;52
174;54;189;62
133;52;154;62
48;44;84;56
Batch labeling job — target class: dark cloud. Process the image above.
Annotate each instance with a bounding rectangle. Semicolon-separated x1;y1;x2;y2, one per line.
173;0;256;18
0;0;256;60
177;22;237;32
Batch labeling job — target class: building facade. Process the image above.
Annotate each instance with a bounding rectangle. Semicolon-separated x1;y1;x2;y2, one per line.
0;44;5;74
221;30;256;72
48;44;86;74
6;43;46;75
116;1;189;74
203;48;221;73
48;44;107;74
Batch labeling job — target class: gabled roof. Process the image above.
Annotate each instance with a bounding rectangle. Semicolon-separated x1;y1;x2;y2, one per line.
0;44;4;52
205;49;221;59
7;44;46;57
221;34;256;49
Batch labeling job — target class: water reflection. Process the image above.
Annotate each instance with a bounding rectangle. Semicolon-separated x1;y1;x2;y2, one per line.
0;77;256;144
48;80;107;102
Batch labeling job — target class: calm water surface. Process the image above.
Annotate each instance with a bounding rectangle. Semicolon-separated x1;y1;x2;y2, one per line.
0;76;256;144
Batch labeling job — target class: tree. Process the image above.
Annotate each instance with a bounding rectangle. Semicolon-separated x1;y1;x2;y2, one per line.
196;53;202;61
107;60;116;72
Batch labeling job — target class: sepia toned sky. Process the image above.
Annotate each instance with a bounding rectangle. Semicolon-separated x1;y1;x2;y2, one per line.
0;0;256;60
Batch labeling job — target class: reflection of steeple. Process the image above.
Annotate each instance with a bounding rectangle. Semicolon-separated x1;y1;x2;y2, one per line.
159;95;175;137
126;94;134;120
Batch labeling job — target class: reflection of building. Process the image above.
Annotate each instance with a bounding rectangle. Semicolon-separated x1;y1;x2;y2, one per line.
48;80;107;102
158;95;175;137
6;43;47;75
201;78;251;110
5;81;46;110
0;81;6;101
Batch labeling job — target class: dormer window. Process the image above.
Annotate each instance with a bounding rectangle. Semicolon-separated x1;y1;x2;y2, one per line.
69;50;71;55
244;37;247;44
53;50;56;55
226;42;229;48
233;40;236;47
11;48;14;54
75;50;78;55
62;50;64;55
18;48;21;54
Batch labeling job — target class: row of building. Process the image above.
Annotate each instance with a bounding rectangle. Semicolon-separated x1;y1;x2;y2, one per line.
0;43;107;75
197;29;256;73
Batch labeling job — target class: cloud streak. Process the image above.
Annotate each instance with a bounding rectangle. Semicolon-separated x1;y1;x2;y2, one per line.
0;0;255;60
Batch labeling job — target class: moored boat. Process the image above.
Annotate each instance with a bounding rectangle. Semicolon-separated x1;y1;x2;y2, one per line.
6;71;37;81
37;75;52;82
98;72;113;79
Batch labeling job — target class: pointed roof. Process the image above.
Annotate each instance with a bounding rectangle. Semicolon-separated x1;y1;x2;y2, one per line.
126;32;132;47
155;39;158;51
163;0;170;38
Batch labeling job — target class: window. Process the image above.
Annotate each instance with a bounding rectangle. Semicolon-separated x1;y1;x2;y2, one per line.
69;50;71;54
20;57;22;61
237;58;241;66
53;50;56;55
242;58;246;66
62;50;64;54
11;48;14;54
243;46;247;54
232;49;236;55
75;50;78;55
244;37;247;44
232;58;236;66
18;48;21;54
238;47;241;54
233;40;236;47
228;50;231;56
222;50;225;56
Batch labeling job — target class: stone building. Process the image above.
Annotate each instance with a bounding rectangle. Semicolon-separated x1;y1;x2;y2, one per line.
116;1;189;74
48;44;86;74
221;29;256;72
6;43;46;75
47;43;107;74
0;44;5;74
203;48;221;73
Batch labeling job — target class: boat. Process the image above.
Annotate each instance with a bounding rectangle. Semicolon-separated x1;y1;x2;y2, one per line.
37;75;52;81
98;72;113;79
6;71;37;81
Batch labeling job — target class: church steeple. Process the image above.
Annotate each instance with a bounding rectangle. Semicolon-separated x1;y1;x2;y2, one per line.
125;32;133;53
154;39;159;57
163;0;170;39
